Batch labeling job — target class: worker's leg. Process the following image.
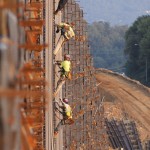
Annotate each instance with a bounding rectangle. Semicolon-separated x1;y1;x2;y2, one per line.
54;104;64;115
56;80;62;90
61;29;68;41
54;120;63;132
58;0;68;10
54;119;65;136
53;36;65;55
61;28;66;36
64;71;69;79
56;26;60;33
54;68;66;94
56;68;66;87
53;80;65;97
56;76;64;90
54;0;68;14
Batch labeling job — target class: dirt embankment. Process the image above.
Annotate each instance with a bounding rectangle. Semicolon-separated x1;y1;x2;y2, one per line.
95;69;150;140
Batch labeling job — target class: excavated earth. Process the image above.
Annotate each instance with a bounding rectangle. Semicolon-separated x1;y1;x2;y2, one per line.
95;69;150;140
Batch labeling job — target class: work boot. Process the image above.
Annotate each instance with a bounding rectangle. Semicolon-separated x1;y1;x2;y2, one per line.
54;10;59;15
56;27;60;33
54;131;58;138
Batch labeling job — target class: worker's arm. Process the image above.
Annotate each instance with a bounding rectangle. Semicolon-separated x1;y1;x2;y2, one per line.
54;99;65;110
54;61;62;69
55;23;67;28
53;100;62;110
59;98;64;104
55;60;61;65
69;61;71;71
60;61;63;68
59;99;67;108
54;98;64;104
58;99;65;110
53;100;59;104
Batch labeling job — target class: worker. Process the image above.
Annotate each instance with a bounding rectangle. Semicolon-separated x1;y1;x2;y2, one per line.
54;0;68;15
56;54;71;81
54;98;73;137
53;54;71;95
55;22;75;41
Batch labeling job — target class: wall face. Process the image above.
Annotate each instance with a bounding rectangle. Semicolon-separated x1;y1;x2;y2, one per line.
61;1;108;149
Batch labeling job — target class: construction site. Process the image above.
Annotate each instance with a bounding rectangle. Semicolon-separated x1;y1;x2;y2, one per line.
0;0;150;150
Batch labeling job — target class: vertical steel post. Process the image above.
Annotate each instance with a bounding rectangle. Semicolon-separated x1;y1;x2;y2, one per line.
45;0;54;150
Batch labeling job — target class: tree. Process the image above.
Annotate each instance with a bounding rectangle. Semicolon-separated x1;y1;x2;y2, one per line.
124;15;150;86
88;21;128;72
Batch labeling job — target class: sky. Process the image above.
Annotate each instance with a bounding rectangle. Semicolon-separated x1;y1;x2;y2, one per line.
77;0;150;25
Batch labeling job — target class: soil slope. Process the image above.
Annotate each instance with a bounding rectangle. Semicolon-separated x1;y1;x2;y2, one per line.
95;69;150;134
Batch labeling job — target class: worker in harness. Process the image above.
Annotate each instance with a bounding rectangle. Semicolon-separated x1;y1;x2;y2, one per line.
55;22;86;42
54;0;68;15
54;98;73;137
55;22;75;41
55;54;71;85
53;22;76;55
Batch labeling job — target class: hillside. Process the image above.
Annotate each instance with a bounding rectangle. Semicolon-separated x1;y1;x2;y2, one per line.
95;69;150;139
78;0;150;25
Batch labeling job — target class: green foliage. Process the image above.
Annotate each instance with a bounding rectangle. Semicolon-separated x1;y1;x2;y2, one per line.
88;21;128;72
124;15;150;86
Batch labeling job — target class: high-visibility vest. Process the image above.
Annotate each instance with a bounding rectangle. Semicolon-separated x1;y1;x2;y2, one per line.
61;60;71;72
63;103;72;119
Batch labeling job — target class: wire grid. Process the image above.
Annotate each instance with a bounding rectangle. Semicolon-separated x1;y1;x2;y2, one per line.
61;0;109;149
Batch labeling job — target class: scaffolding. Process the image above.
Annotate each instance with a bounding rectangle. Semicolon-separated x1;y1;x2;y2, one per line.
58;0;108;149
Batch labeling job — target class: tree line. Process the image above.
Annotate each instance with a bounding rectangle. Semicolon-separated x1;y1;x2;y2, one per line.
124;15;150;86
88;21;128;72
88;16;150;87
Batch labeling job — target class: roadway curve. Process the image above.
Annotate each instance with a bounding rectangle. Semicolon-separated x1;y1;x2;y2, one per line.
95;69;150;134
